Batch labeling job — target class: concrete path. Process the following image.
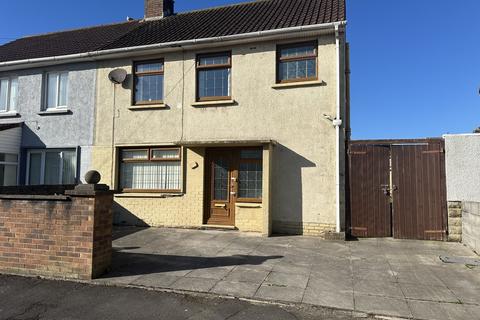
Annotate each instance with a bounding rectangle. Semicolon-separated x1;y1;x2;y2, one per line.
0;275;372;320
96;227;480;320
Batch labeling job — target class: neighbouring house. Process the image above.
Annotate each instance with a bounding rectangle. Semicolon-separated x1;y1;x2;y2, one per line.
0;0;349;237
0;23;140;186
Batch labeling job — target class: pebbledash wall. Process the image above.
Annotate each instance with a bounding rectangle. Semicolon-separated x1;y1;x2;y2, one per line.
444;134;480;253
0;63;97;184
0;185;113;280
92;33;348;237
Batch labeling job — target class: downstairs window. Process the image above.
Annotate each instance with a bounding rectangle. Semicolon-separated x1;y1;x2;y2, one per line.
119;147;182;192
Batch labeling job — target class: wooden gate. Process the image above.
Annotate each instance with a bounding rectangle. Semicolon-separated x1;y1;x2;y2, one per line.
348;139;447;241
348;144;391;237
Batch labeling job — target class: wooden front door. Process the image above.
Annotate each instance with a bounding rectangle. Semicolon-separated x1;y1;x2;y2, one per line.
204;149;237;226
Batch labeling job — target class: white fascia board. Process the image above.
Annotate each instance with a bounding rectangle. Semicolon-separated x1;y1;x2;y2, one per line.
0;21;346;72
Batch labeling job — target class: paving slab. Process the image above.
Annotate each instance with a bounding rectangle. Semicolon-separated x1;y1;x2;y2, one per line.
224;267;270;283
303;285;354;310
353;279;404;299
210;280;260;298
408;300;474;320
400;283;460;303
185;266;234;280
354;294;412;318
132;273;182;288
264;272;309;289
448;285;480;304
254;283;305;303
170;277;218;292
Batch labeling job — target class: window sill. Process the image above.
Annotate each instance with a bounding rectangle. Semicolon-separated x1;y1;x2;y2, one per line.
38;109;71;116
129;104;167;110
235;203;262;208
191;99;236;107
0;111;20;118
272;80;326;89
115;192;184;198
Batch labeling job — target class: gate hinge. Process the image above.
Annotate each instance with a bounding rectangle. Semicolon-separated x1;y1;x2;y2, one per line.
422;148;444;154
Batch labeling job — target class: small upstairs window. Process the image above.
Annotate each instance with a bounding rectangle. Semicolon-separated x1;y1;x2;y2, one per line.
0;77;18;113
196;52;231;101
134;60;164;105
45;72;68;110
277;42;317;83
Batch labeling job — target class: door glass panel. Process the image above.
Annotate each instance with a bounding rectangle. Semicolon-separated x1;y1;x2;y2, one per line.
62;150;76;184
0;164;17;186
213;158;229;201
44;151;61;184
29;153;42;185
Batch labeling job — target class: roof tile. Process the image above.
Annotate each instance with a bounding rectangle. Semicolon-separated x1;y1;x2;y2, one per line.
0;0;345;64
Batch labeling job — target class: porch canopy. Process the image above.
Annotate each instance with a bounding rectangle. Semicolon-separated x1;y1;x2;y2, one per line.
176;139;277;147
0;123;22;154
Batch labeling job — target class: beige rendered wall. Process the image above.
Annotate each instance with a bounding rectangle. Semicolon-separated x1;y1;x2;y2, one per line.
92;34;341;236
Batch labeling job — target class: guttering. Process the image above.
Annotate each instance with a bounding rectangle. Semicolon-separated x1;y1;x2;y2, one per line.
0;21;346;70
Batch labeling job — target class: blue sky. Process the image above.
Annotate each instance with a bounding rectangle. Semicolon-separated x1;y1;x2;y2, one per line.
1;0;479;139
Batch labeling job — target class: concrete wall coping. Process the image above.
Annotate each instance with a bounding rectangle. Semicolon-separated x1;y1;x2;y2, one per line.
0;195;70;201
65;184;113;197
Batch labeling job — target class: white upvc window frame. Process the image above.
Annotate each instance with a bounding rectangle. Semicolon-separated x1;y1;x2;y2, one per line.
0;76;18;113
26;149;77;185
0;153;19;186
44;71;69;111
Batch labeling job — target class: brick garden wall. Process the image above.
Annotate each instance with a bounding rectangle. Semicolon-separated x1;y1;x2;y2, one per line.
0;186;113;280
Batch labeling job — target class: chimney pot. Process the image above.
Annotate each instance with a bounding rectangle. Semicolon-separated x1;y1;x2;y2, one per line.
145;0;174;19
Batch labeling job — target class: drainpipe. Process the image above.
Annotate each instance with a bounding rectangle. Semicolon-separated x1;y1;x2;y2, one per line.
334;24;343;233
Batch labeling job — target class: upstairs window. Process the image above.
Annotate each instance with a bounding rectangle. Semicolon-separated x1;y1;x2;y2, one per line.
196;52;231;101
277;42;317;83
0;77;18;112
46;72;68;109
134;60;164;105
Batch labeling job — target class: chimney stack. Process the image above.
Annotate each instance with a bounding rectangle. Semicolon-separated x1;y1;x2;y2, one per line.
145;0;174;19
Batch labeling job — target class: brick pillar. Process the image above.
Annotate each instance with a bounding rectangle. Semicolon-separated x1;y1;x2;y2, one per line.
66;184;114;278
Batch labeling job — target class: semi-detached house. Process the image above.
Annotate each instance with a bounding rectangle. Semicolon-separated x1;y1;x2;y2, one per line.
0;0;350;237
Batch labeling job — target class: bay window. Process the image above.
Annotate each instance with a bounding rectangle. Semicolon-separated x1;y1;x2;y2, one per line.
0;77;18;113
0;153;18;186
120;147;182;192
27;149;77;185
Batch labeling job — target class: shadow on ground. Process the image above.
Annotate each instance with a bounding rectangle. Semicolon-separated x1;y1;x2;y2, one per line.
105;251;283;277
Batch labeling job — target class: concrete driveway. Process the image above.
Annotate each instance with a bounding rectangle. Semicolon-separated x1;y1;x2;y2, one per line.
97;227;480;320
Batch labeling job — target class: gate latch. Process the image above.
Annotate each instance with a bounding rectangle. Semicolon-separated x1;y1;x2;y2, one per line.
381;184;397;196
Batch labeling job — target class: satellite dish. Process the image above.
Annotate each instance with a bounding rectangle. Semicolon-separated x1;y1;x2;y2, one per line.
108;68;127;84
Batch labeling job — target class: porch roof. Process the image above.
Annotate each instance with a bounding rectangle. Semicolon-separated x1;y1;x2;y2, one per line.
176;139;277;147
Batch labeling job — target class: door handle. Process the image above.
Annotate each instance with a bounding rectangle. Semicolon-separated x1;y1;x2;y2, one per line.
214;204;226;208
380;184;390;196
230;192;236;195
